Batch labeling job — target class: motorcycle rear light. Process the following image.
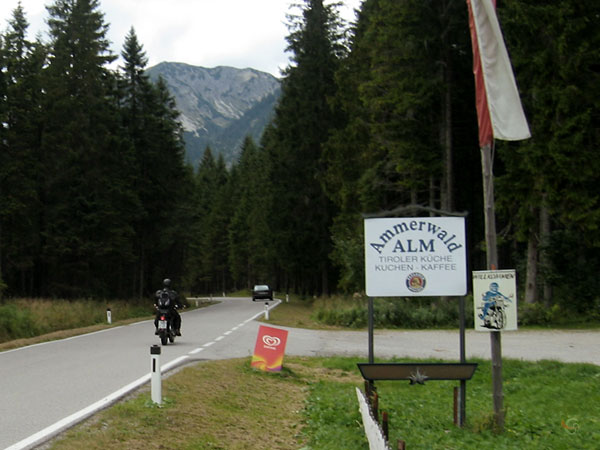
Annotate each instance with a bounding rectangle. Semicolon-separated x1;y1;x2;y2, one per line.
160;316;166;320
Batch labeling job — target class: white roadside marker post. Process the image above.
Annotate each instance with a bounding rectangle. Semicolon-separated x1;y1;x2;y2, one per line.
264;302;270;320
150;345;162;405
106;308;112;324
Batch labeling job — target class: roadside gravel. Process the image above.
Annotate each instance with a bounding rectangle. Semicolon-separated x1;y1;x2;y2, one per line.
282;328;600;365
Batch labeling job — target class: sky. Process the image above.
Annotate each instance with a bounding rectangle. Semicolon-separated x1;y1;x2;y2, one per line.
0;0;363;77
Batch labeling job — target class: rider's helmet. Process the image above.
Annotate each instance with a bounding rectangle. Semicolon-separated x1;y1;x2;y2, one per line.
163;278;171;288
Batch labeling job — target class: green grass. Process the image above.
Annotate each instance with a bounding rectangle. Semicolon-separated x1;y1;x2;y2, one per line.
0;298;154;343
48;358;311;449
373;358;600;449
46;356;600;449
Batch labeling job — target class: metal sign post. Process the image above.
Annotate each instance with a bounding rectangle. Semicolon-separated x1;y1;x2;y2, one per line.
362;207;472;426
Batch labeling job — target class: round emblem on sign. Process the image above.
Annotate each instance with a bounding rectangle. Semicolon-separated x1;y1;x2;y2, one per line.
406;272;426;292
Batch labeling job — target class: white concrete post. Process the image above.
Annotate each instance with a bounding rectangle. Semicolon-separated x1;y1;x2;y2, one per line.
150;345;162;405
106;308;112;324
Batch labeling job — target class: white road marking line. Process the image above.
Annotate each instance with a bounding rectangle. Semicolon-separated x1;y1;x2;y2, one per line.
5;355;189;450
189;348;204;355
0;327;124;355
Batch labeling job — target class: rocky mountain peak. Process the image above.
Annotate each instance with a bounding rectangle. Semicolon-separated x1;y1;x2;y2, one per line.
146;62;281;166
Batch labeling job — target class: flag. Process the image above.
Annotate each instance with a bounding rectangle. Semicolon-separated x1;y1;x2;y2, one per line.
466;0;530;147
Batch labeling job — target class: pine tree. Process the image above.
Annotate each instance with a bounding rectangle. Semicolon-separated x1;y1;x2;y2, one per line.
119;27;190;297
227;136;274;289
322;0;478;292
187;147;222;294
267;0;346;295
0;4;47;296
136;75;191;294
497;0;600;309
40;0;135;297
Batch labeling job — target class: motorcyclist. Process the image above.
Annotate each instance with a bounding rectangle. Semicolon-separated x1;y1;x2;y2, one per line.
154;278;182;336
479;282;512;323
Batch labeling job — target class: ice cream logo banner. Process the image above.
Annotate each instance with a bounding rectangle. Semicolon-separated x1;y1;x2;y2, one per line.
251;325;289;372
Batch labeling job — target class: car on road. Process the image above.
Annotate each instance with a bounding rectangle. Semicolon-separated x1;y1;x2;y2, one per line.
252;284;273;301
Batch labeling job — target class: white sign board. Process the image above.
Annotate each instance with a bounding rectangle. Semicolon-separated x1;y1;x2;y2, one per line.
364;217;467;297
473;270;517;331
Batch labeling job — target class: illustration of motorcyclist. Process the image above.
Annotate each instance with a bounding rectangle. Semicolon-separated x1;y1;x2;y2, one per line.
479;282;512;327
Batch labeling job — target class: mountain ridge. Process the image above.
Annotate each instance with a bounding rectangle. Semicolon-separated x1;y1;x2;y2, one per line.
146;62;281;166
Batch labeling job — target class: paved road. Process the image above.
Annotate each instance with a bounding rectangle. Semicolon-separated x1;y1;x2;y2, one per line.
283;327;600;366
1;298;598;449
0;298;275;450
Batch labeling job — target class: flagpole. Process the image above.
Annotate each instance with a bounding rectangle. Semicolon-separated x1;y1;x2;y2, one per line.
481;143;504;430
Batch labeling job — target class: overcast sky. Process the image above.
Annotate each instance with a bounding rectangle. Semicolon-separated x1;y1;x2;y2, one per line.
1;0;362;77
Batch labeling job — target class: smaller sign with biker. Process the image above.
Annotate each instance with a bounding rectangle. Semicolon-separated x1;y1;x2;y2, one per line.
473;270;517;331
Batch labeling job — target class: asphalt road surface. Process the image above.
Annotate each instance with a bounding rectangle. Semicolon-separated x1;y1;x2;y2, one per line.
1;298;598;449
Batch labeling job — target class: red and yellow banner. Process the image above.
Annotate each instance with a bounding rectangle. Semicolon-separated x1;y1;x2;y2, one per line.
466;0;530;147
251;325;289;372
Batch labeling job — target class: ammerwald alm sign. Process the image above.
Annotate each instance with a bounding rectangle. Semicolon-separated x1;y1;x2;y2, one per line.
364;217;467;297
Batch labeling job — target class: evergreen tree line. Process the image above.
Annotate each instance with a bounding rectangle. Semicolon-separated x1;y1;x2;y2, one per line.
197;0;599;312
0;0;192;298
1;0;599;313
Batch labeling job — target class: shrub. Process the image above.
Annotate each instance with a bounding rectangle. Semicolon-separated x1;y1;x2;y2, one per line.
313;296;474;329
0;304;38;341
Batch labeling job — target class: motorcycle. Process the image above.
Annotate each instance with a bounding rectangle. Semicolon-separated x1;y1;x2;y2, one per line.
479;296;506;330
155;291;177;345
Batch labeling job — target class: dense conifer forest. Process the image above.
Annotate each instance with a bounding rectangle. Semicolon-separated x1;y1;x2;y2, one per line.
1;0;598;315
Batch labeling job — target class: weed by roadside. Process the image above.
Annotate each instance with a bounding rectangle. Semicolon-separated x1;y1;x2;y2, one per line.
0;298;154;344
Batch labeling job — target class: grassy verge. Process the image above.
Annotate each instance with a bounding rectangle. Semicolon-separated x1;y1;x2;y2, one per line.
46;356;600;449
0;298;215;351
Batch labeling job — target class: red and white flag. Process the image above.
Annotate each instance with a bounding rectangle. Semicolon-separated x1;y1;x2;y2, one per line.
467;0;530;147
